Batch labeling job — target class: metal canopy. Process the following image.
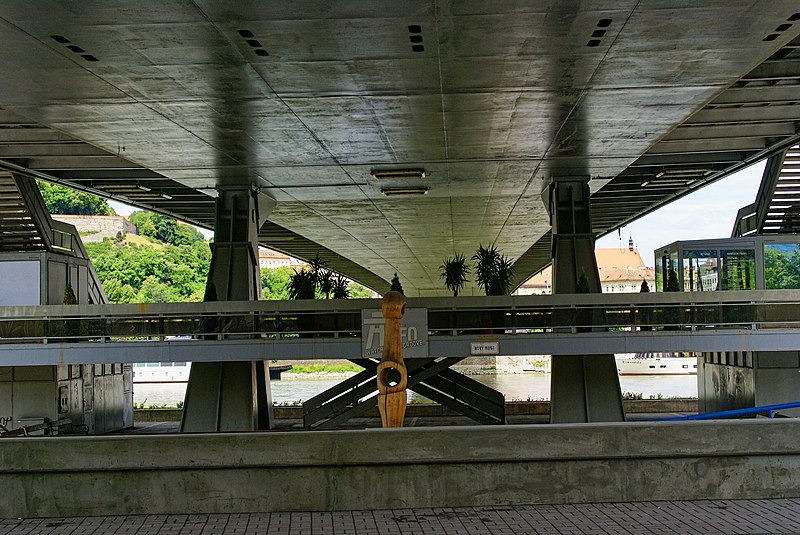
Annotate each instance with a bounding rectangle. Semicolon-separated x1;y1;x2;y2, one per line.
0;2;798;295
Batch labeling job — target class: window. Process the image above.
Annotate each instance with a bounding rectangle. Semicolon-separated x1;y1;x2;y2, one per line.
764;243;800;289
720;249;755;290
683;249;718;291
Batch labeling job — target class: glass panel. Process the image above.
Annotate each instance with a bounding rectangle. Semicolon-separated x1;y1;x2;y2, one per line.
720;249;756;290
655;254;664;292
655;247;677;292
683;249;718;291
764;243;800;289
667;251;680;291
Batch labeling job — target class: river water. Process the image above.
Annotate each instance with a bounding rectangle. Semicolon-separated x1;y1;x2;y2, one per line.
133;373;697;407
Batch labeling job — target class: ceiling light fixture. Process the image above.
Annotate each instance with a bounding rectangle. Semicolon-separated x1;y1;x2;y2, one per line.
371;168;426;180
655;168;713;178
642;179;696;188
380;186;429;196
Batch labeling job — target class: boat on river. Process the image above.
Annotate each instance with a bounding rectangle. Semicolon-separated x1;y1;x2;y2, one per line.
615;353;698;376
132;362;292;383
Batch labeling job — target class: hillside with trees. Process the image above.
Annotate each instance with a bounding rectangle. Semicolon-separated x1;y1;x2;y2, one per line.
38;180;115;215
39;182;374;303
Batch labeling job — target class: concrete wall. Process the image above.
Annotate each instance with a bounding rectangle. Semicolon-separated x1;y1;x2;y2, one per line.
1;420;799;517
698;360;755;414
755;351;800;417
51;215;136;243
699;351;800;416
1;364;133;434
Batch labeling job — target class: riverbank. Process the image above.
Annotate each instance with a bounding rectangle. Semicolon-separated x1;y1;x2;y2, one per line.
134;398;697;422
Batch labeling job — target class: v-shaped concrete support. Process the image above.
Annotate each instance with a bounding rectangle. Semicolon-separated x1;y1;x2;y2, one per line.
181;187;275;432
548;177;625;423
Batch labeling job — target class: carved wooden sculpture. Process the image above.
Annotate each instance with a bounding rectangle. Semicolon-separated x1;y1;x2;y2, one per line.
377;290;407;427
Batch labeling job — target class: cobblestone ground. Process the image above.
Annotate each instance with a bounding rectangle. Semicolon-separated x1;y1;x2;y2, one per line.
2;499;800;535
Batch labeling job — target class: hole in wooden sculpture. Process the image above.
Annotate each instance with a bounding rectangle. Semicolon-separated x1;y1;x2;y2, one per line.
381;367;402;387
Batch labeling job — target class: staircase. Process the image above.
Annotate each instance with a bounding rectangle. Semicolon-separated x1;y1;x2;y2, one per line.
733;144;800;237
0;174;46;252
0;172;107;304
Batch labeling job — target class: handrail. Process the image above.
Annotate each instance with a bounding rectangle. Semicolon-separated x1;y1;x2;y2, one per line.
2;290;800;344
664;401;800;420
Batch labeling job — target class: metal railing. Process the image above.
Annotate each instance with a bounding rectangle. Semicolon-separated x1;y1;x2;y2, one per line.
665;401;800;420
2;290;800;344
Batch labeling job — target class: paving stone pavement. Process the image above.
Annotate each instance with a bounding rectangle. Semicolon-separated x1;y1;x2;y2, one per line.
2;500;800;535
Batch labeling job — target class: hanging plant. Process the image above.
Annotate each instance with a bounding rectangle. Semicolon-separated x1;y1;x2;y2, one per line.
439;252;470;296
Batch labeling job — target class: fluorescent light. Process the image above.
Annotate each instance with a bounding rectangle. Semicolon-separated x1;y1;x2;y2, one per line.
642;179;695;188
655;168;713;178
136;185;152;192
371;168;426;180
380;186;429;196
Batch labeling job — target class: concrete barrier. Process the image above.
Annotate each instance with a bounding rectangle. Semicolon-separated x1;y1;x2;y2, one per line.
1;419;798;517
138;399;699;421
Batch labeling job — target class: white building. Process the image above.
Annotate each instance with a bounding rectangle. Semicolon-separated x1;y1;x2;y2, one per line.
517;247;655;295
258;248;304;269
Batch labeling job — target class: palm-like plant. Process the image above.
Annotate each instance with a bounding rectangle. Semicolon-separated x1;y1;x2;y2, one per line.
288;268;316;299
472;244;500;295
439;253;470;296
489;254;514;296
332;274;350;299
318;269;334;299
472;244;515;296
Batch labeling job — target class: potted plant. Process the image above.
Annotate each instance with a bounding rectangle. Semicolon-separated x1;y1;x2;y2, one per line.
439;253;470;296
472;244;500;296
472;244;514;333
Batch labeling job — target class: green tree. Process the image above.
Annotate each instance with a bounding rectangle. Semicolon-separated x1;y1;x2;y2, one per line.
128;211;204;246
261;266;293;300
349;283;374;299
84;237;210;303
38;181;115;215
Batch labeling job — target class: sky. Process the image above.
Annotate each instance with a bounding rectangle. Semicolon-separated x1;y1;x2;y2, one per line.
595;161;766;267
110;162;767;268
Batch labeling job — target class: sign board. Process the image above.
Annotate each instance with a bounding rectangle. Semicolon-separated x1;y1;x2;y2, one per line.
361;308;428;358
470;341;499;356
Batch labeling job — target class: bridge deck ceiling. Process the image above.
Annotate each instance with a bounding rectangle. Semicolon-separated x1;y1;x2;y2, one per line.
0;4;798;294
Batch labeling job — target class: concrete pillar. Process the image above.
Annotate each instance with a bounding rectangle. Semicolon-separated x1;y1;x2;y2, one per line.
547;178;625;423
180;187;276;432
